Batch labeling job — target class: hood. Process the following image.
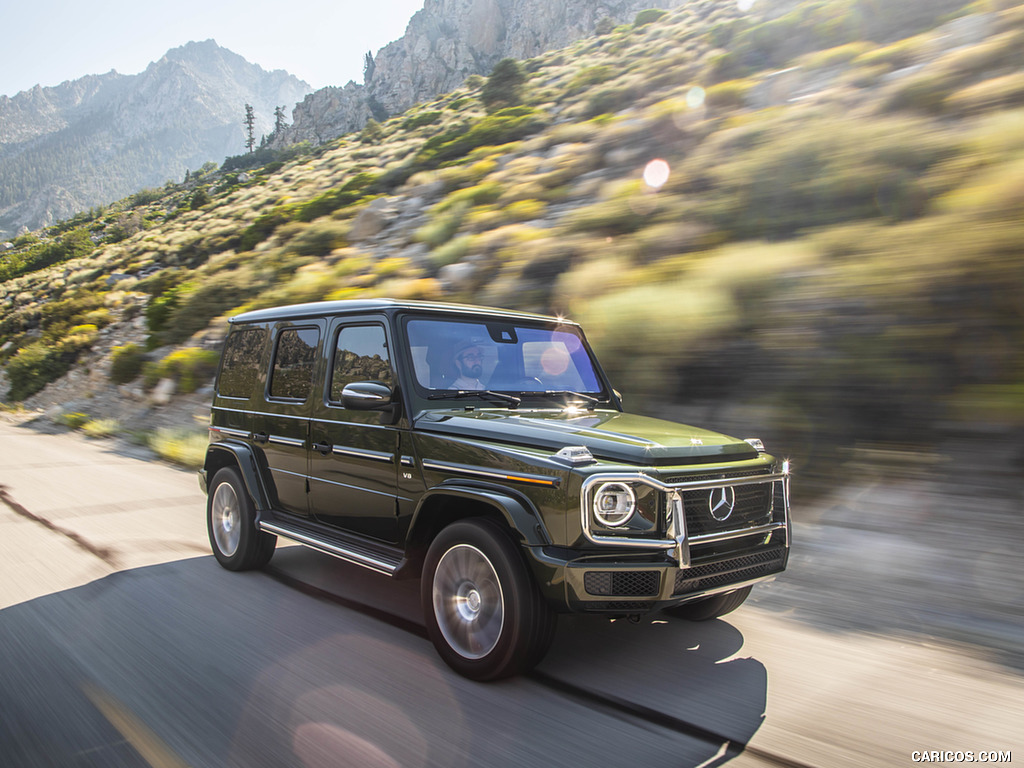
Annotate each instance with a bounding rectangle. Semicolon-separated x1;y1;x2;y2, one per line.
414;409;758;466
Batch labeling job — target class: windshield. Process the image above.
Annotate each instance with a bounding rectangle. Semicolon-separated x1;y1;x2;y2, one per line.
405;317;604;396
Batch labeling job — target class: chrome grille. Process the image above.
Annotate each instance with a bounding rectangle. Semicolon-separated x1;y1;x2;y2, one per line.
663;468;774;538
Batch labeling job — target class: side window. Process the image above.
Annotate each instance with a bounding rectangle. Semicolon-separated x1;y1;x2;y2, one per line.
331;325;393;402
269;327;320;400
218;327;267;399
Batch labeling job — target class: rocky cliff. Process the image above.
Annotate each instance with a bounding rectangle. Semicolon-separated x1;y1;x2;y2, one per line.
278;0;686;146
0;41;310;237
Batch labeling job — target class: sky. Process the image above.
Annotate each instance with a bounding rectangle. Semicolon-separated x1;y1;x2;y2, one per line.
0;0;428;98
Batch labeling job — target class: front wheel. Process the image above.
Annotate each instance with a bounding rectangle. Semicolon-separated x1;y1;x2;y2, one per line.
422;519;555;681
663;586;752;621
207;467;276;571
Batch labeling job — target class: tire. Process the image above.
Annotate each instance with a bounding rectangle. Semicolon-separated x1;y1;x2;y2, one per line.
663;586;752;622
421;519;555;681
207;467;276;571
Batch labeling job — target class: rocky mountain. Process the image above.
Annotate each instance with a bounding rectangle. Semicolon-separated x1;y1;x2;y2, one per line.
0;41;310;237
277;0;688;146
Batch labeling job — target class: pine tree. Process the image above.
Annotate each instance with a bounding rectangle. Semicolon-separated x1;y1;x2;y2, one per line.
363;51;375;83
244;104;256;153
273;105;287;135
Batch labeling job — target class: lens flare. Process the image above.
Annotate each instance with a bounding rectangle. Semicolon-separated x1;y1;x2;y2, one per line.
643;159;670;190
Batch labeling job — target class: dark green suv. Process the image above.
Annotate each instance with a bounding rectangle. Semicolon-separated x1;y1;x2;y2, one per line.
201;299;791;680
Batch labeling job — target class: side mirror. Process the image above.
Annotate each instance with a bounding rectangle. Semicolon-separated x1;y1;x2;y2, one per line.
341;381;394;410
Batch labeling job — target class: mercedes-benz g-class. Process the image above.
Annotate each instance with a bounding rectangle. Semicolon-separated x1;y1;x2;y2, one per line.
201;299;790;680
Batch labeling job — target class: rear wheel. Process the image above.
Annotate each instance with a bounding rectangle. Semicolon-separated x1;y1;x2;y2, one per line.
422;519;555;681
663;586;752;621
207;467;276;571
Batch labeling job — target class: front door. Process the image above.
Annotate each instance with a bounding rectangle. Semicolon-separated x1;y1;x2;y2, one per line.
309;320;400;542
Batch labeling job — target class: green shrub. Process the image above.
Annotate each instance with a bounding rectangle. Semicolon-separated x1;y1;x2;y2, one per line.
361;119;384;144
0;228;96;282
503;199;547;222
583;83;641;118
563;195;655;236
882;71;953;113
286;220;350;257
634;9;668;27
565;65;615;96
402;110;444;130
238;205;297;250
80;308;114;328
945;72;1024;116
149;428;209;468
82;418;119;439
60;324;99;353
432;182;504;215
705;79;754;110
147;348;220;393
415;205;467;248
799;41;872;70
160;273;262;345
55;412;91;430
853;37;925;71
5;343;71;401
294;171;381;222
687;112;954;237
414;108;546;167
190;188;211;209
130;188;163;207
481;58;527;113
110;343;146;384
431;234;474;268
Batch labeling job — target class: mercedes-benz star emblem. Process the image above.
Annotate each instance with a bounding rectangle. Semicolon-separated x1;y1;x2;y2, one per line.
708;486;736;521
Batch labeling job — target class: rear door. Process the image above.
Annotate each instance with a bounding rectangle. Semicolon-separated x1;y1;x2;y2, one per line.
255;320;324;518
309;318;400;542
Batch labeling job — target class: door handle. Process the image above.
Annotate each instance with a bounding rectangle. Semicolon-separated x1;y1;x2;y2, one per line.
252;432;269;444
312;441;333;455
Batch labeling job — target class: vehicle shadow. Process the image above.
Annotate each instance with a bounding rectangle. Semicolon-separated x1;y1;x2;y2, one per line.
0;549;767;768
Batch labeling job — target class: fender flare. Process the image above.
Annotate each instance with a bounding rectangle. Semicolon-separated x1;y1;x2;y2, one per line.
410;482;552;548
204;442;272;512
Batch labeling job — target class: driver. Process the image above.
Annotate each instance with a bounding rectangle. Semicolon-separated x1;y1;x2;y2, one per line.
450;340;485;390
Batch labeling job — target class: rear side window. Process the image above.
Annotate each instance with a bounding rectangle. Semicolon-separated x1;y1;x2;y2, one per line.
218;327;267;399
270;327;320;400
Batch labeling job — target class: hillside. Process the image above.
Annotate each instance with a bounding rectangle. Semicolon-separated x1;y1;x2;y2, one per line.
0;41;310;237
2;0;1024;479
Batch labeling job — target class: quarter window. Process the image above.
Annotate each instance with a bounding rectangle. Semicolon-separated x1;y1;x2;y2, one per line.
331;325;393;402
218;327;267;399
270;327;320;400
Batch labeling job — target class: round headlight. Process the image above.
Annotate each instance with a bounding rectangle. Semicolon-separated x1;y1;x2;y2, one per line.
593;482;636;527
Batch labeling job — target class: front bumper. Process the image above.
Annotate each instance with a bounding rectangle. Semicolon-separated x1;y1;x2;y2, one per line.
530;531;788;613
529;464;791;614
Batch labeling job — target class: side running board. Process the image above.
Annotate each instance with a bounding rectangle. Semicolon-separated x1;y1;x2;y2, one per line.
259;521;402;577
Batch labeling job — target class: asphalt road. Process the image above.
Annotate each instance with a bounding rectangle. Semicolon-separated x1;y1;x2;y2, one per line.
0;418;1020;768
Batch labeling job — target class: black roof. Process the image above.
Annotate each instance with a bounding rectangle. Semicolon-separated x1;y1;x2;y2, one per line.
229;298;576;326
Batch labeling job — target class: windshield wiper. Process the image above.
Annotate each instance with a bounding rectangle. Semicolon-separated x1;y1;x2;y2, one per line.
428;390;522;408
531;390;605;410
